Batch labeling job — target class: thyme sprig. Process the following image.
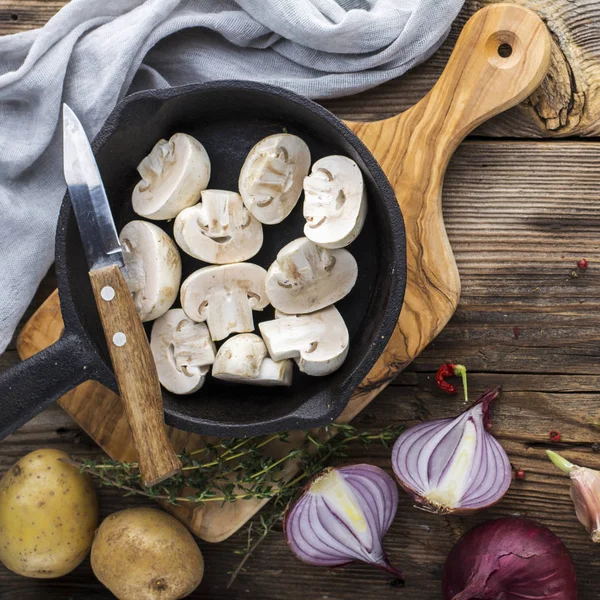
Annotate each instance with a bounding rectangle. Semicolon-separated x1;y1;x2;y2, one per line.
76;423;403;586
78;424;402;505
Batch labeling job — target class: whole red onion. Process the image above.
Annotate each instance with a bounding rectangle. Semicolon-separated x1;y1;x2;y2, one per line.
442;518;577;600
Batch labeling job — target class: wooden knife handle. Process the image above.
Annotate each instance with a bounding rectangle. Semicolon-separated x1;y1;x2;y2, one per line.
89;264;181;487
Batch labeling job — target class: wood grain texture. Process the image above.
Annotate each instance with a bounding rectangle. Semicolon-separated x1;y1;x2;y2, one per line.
7;139;600;598
0;2;67;34
89;265;181;486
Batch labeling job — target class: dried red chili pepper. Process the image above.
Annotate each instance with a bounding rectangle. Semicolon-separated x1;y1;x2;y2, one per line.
550;430;561;443
436;364;457;394
436;363;468;402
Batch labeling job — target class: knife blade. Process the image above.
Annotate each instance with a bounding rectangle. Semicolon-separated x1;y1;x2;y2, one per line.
62;104;124;271
62;103;181;487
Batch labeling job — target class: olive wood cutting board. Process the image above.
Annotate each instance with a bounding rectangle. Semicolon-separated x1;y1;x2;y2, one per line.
16;4;550;543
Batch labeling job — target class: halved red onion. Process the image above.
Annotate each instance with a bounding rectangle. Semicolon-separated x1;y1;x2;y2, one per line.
391;387;511;514
283;464;403;580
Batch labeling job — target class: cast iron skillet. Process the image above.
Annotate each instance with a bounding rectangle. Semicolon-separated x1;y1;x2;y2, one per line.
0;81;406;437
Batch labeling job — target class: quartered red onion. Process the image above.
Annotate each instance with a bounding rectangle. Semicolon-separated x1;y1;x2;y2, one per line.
442;518;578;600
392;387;511;514
284;464;402;580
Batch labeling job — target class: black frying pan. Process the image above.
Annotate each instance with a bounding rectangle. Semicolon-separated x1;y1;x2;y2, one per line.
0;81;405;437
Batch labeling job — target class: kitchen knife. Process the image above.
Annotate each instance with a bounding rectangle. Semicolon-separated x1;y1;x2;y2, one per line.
62;104;181;487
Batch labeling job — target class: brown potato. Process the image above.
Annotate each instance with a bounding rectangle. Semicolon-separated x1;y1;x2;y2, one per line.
0;448;98;578
91;507;204;600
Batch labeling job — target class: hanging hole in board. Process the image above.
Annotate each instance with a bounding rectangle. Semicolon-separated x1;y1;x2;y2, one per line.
10;14;18;21
498;43;513;58
485;31;519;69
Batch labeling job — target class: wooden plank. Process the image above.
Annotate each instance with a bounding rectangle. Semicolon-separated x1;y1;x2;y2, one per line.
2;139;600;597
2;0;600;137
341;3;551;417
0;1;67;33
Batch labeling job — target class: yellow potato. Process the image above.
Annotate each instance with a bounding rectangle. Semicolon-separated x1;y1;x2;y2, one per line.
0;448;98;578
91;507;204;600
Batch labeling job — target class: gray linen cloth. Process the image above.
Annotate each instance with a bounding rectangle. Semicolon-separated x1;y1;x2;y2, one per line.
0;0;464;353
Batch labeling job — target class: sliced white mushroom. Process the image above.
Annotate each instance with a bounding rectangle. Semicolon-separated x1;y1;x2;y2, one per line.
259;306;349;376
239;133;311;224
180;263;269;342
119;220;181;322
212;333;292;386
265;237;357;314
174;189;263;264
132;133;211;220
303;155;367;249
150;309;216;394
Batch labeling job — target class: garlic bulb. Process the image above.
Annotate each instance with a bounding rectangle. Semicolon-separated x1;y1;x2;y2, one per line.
548;450;600;542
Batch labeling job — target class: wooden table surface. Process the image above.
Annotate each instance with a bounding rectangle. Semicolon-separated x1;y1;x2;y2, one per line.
2;1;600;598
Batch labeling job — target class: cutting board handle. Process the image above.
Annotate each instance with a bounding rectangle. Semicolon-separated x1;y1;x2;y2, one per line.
344;5;551;416
416;3;552;155
351;4;552;172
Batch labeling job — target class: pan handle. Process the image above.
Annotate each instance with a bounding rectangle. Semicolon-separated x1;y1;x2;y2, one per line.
0;333;91;439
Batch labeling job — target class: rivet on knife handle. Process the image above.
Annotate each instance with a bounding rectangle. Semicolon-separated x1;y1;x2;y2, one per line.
89;264;181;486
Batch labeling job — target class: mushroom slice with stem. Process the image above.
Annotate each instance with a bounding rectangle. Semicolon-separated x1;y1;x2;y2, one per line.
239;133;311;224
132;133;211;220
150;309;216;394
174;189;263;264
265;237;357;314
119;220;181;322
212;333;292;386
303;155;367;249
259;305;349;376
180;263;269;342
